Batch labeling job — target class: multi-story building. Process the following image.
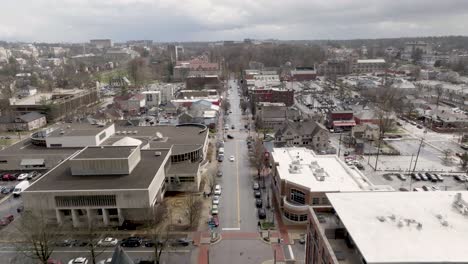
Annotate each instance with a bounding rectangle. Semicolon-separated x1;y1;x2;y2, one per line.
317;59;353;76
352;59;386;74
271;147;391;225
90;39;113;49
23;146;170;227
250;88;294;107
290;67;317;81
255;102;301;131
8;88;100;122
306;191;468;264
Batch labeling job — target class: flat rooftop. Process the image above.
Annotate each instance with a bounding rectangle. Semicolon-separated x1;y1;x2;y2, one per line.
272;147;374;192
9;89;86;106
27;149;170;191
47;123;113;137
73;146;137;159
327;191;468;263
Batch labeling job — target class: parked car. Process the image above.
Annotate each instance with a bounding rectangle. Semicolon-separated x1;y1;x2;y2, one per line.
212;196;220;205
416;125;423;129
28;171;41;180
214;185;221;195
1;186;13;194
422;185;431;191
97;258;112;264
16;173;28;181
0;215;14;226
399;187;409;192
2;174;15;181
257;208;266;219
68;257;88;264
396;173;407;181
211;205;219;215
231;125;235;129
255;199;263;208
254;190;261;198
143;239;163;247
97;237;118;247
217;155;224;162
216;170;223;177
433;173;444;181
227;134;234;139
121;237;142;247
411;173;421;181
425;172;437;182
418;173;428;181
253;182;260;190
431;186;440;191
170;238;192;247
454;175;467;182
47;259;63;264
224;125;229;130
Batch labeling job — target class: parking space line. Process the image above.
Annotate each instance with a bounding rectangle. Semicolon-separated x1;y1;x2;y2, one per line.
288;245;295;260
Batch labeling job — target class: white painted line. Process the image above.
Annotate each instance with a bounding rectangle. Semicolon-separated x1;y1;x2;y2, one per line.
222;227;241;231
20;143;31;150
288;245;295;260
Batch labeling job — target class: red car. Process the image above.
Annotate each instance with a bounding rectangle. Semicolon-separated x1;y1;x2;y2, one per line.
212;215;219;227
2;174;16;181
0;215;14;226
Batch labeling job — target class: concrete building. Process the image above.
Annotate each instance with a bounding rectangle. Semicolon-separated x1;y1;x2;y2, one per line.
306;191;468;264
23;146;170;227
271;147;391;225
352;59;386;74
8;88;100;122
90;39;113;49
142;91;161;108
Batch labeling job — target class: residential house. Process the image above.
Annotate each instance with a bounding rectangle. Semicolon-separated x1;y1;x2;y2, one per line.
256;102;300;131
114;94;146;114
274;120;329;152
352;123;380;141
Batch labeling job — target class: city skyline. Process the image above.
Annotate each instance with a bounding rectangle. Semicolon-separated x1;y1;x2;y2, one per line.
1;0;468;42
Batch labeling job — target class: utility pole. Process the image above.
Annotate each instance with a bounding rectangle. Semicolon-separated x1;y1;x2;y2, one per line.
337;132;343;157
412;130;427;172
374;136;382;171
408;154;414;191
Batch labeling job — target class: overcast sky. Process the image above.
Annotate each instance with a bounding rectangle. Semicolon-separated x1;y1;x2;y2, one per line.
1;0;468;42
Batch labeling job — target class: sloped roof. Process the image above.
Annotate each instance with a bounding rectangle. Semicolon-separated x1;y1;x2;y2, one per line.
17;112;45;123
275;120;326;137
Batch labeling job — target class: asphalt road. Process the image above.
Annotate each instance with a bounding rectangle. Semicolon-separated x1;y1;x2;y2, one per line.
217;80;258;232
0;244;193;264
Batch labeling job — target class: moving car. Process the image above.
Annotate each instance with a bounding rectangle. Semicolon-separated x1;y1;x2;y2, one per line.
257;208;266;219
68;257;88;264
229;155;235;162
214;185;221;195
13;180;30;197
97;237;118;247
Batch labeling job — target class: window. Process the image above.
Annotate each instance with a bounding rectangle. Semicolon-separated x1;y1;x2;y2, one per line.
55;195;117;207
312;198;320;205
108;208;118;215
50;144;62;147
179;177;194;182
299;214;308;221
99;132;106;140
0;160;7;163
321;197;328;204
290;189;306;204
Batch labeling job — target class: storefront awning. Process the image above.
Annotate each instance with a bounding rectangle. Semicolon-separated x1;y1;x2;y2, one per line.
333;120;356;127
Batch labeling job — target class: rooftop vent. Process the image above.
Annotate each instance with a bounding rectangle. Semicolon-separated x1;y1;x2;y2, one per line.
154;151;162;156
288;164;301;174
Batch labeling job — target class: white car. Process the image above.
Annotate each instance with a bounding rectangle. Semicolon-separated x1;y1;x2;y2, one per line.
211;204;219;215
214;184;221;195
97;237;118;247
17;173;28;181
212;196;220;205
68;257;89;264
229;155;235;162
97;258;112;264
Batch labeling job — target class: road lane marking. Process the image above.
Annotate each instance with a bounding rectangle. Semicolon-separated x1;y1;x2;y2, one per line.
19;143;31;150
222;227;241;231
236;139;241;228
288;245;295;260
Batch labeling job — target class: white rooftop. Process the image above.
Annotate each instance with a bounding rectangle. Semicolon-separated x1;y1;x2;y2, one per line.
327;191;468;263
272;147;385;192
357;59;386;63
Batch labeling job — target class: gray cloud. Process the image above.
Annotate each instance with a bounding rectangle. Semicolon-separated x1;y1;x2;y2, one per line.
0;0;467;42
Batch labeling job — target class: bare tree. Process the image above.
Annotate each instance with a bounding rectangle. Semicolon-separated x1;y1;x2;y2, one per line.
251;137;265;177
15;210;61;264
442;149;453;165
145;202;170;264
222;101;231;113
203;173;217;195
80;223;106;264
240;100;249;114
127;58;150;85
183;194;202;228
460;152;468;169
